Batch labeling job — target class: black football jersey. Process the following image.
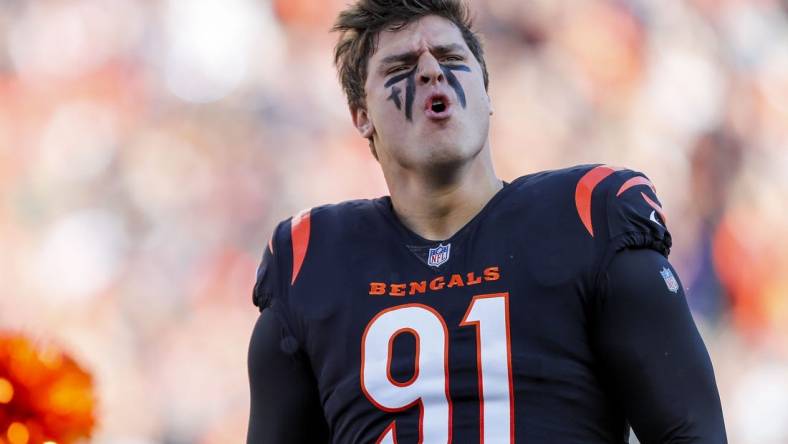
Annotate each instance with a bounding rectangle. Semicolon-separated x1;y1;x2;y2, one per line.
252;165;673;443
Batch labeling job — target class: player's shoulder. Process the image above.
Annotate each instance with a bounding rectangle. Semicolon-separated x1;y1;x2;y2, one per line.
270;198;383;244
508;163;644;196
495;163;671;284
589;166;672;257
255;198;384;308
477;166;596;279
504;164;614;207
505;163;671;250
507;164;667;234
309;198;384;228
553;164;672;256
498;164;610;222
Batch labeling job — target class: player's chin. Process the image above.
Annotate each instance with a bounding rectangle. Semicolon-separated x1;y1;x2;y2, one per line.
418;149;473;178
420;118;471;145
421;138;477;164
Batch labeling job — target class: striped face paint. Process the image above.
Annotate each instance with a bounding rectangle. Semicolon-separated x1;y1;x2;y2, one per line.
440;64;471;108
384;63;471;121
385;67;417;120
387;85;403;111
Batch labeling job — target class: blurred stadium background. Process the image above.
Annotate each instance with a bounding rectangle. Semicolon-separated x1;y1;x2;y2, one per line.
0;0;786;442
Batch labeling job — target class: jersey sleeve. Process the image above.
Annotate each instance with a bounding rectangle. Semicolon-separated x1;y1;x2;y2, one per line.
248;216;328;442
601;168;672;257
592;249;727;442
252;239;277;311
247;309;329;443
251;218;305;349
585;169;726;440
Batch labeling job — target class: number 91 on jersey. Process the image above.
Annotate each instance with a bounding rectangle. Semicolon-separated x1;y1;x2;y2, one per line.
360;293;514;443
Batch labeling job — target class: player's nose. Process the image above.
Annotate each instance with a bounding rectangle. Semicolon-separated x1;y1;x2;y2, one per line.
418;53;444;85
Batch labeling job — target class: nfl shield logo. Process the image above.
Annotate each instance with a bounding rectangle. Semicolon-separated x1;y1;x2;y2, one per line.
660;267;680;293
427;243;451;267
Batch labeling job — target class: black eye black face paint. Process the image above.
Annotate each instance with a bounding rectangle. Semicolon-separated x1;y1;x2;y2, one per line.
440;64;471;108
384;63;471;121
387;86;402;110
385;67;418;120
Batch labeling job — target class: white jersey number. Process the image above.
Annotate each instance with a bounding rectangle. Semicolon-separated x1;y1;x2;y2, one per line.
360;293;514;443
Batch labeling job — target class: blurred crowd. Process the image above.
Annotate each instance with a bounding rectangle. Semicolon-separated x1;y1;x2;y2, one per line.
0;0;786;442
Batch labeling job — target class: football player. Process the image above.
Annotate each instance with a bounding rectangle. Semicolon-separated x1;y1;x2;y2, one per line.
247;1;727;442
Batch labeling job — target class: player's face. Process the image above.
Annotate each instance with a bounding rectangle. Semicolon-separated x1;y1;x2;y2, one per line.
354;15;492;172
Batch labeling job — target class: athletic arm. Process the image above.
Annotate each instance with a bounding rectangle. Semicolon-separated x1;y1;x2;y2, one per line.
247;309;329;444
593;248;727;443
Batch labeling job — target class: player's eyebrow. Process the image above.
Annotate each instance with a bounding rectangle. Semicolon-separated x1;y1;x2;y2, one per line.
379;51;419;70
379;43;467;71
429;43;466;58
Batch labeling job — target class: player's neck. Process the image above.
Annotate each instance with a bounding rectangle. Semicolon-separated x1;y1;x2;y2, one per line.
385;148;503;242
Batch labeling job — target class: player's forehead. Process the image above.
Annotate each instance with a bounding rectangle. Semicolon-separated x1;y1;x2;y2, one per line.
370;15;469;66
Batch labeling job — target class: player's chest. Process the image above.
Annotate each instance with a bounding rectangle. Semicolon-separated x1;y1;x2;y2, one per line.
294;234;592;373
295;239;595;443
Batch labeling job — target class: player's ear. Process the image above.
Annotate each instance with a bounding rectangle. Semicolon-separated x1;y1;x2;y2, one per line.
351;105;374;139
487;92;494;116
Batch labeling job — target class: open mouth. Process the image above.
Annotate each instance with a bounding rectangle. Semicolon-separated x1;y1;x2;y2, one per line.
424;94;452;119
430;98;447;113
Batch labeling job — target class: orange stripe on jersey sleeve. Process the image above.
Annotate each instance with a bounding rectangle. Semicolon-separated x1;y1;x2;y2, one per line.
641;192;668;225
616;176;656;197
575;165;620;237
290;208;312;285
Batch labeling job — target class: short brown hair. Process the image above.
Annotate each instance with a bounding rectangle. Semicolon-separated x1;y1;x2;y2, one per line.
333;0;489;112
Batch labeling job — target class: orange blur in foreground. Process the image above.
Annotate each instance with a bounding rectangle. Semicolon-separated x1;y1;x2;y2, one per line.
0;334;95;444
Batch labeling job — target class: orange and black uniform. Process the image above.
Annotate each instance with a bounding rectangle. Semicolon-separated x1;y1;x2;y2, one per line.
247;165;727;443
